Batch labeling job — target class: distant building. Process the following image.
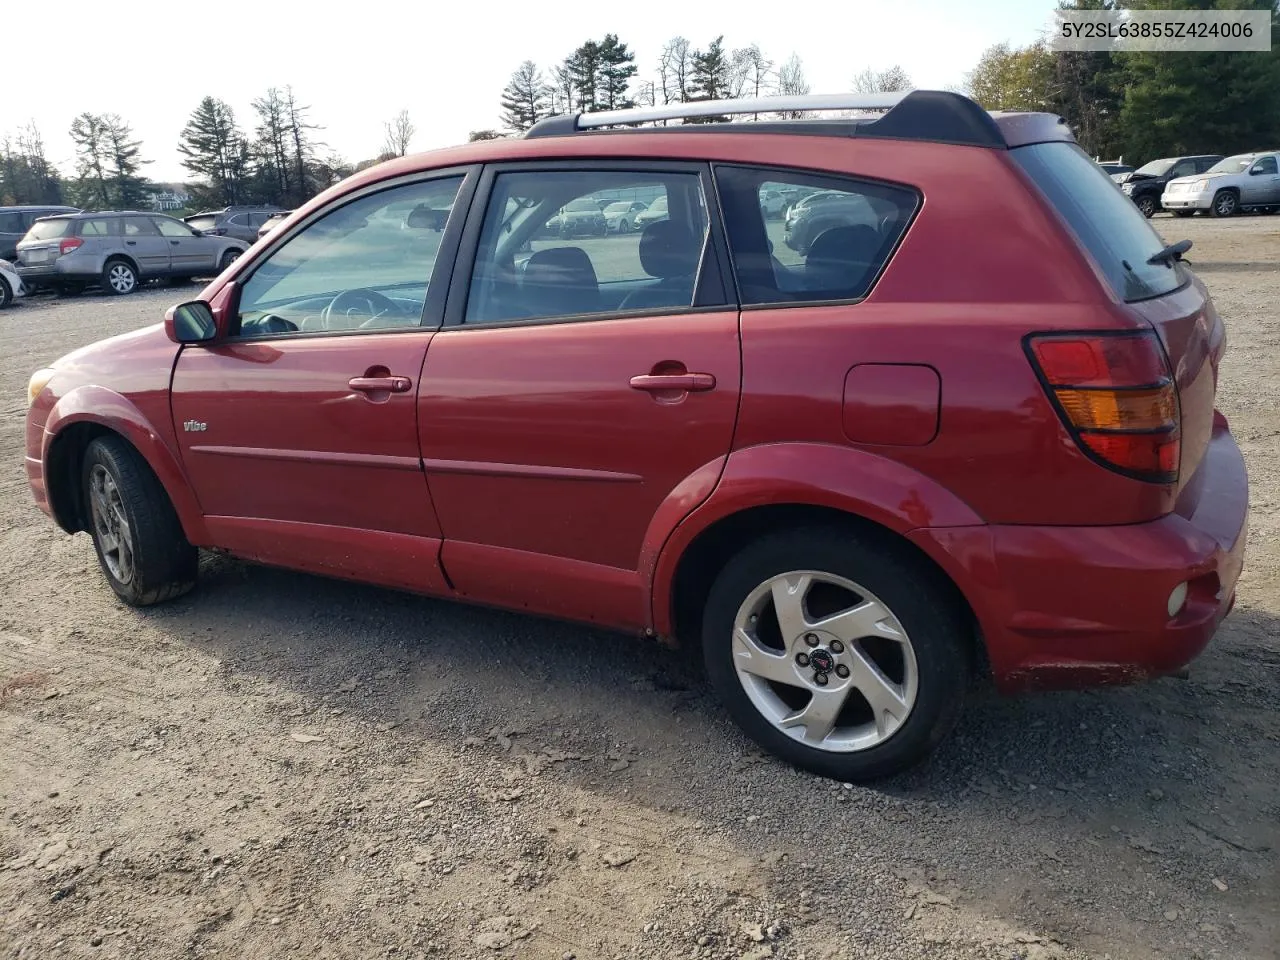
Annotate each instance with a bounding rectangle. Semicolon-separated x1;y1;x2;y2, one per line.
146;186;191;211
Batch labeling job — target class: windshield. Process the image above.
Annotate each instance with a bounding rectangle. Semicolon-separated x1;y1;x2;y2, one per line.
1012;141;1186;303
1134;159;1175;177
566;199;598;212
1207;155;1254;174
185;215;218;231
25;219;72;241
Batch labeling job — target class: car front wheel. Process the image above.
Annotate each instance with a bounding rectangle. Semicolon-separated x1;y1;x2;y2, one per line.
701;527;971;782
1211;190;1239;217
83;435;198;606
1135;195;1157;218
0;276;11;309
219;249;241;271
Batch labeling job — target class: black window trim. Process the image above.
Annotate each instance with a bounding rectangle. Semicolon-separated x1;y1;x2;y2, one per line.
709;160;923;312
218;164;481;343
441;158;736;332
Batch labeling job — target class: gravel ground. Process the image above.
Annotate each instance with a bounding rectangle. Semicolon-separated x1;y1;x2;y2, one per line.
1;218;1277;960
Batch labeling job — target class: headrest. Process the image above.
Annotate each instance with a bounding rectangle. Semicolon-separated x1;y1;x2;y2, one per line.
638;220;701;280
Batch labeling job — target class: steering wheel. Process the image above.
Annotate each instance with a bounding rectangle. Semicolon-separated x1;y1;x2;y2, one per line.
320;288;402;330
244;313;297;335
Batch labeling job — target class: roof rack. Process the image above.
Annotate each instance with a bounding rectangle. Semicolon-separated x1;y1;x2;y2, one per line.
524;90;1008;149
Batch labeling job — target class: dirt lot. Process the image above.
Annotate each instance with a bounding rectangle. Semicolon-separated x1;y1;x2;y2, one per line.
1;217;1278;960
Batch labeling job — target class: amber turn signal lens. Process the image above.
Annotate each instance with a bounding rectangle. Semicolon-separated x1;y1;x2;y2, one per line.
1053;386;1177;431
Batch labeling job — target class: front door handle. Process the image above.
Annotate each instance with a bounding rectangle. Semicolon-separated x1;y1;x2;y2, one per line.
349;375;412;393
629;372;716;392
170;240;180;245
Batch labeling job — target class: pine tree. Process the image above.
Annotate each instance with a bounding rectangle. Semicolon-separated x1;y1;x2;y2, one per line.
68;113;113;209
597;34;638;110
687;36;731;122
252;88;291;205
102;115;148;208
500;61;550;131
566;41;603;113
284;87;319;207
179;96;248;207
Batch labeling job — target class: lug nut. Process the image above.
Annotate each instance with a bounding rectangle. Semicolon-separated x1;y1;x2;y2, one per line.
830;640;844;654
796;652;810;667
804;633;819;647
814;672;829;686
835;664;850;679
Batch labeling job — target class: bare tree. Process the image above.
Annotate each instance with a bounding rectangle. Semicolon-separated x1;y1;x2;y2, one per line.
381;109;415;157
659;37;693;105
852;65;913;95
775;53;811;119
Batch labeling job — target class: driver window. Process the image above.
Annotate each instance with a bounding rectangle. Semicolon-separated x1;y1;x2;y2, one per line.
1251;156;1277;175
234;176;464;339
154;217;194;238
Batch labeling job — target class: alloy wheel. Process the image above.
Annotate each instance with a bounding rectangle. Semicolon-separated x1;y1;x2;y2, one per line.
108;263;136;294
730;570;919;752
88;463;135;584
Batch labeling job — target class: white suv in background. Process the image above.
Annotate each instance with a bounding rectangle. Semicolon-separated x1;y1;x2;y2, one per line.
1162;151;1280;217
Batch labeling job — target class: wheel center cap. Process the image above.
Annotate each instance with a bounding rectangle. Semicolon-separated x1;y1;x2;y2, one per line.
809;648;835;673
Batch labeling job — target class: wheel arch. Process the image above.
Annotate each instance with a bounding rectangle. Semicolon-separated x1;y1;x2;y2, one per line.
42;387;208;543
103;252;140;274
648;442;986;660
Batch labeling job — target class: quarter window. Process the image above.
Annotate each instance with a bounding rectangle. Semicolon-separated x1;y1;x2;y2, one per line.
463;170;709;324
234;175;464;338
714;166;919;305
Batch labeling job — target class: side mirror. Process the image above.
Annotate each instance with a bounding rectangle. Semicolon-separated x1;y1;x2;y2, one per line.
164;300;218;344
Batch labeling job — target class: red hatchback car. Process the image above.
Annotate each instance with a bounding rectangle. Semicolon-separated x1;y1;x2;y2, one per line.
24;91;1248;782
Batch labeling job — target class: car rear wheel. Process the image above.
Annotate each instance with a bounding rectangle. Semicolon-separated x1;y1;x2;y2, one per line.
701;527;971;782
0;276;11;309
103;259;138;295
82;435;197;606
1135;195;1157;217
1211;190;1239;217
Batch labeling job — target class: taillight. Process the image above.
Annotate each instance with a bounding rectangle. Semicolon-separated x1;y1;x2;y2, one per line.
1026;330;1180;483
58;238;83;256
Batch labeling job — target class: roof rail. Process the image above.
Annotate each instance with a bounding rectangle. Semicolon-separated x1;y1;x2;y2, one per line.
524;90;1008;149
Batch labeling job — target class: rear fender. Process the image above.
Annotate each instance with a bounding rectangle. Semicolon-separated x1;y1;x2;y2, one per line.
43;385;208;543
647;442;985;637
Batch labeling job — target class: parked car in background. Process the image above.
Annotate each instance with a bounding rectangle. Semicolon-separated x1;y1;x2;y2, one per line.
633;194;669;228
545;198;607;237
21;90;1246;784
16;211;249;295
0;205;80;260
1097;160;1134;180
184;206;288;244
782;189;882;254
1118;155;1223;217
0;257;27;309
256;210;292;239
602;200;648;233
1162;151;1280;217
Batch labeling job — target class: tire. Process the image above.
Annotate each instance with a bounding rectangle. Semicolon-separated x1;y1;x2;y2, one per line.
102;258;138;295
82;435;197;606
218;249;241;271
0;276;11;310
1211;190;1239;218
1135;194;1157;218
701;526;971;782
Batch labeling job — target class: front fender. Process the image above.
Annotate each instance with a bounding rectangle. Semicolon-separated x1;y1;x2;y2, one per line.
646;442;984;637
43;384;209;543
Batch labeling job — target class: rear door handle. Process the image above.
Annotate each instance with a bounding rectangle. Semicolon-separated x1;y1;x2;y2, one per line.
629;373;716;392
349;375;412;393
170;239;180;245
125;240;137;246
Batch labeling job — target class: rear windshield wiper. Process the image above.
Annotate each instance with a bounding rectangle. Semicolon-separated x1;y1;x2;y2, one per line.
1147;238;1192;266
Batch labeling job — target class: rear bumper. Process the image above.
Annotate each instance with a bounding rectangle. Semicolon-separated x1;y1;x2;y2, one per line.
911;418;1248;693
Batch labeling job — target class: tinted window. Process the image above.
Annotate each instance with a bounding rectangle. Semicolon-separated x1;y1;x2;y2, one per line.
236;175;464;338
1251;156;1278;175
1012;142;1185;303
154;218;194;238
25;219;72;241
715;166;918;305
0;212;22;233
1169;160;1196;178
78;219;115;237
123;218;160;237
464;170;710;324
228;214;249;226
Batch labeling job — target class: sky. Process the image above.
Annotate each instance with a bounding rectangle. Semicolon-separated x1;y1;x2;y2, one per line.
8;0;1058;184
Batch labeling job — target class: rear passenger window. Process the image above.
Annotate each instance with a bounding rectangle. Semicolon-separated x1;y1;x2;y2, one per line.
0;213;23;232
714;166;919;306
463;170;710;324
79;219;115;237
123;218;159;236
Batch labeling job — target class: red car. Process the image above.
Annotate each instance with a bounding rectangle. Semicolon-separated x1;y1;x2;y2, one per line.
23;91;1248;782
